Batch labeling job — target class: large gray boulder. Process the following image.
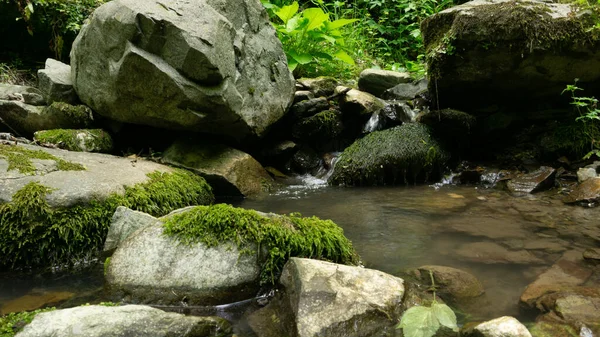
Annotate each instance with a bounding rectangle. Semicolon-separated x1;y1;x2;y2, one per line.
103;206;160;255
161;138;273;197
37;58;78;104
15;305;232;337
71;0;295;140
280;258;404;337
422;0;600;112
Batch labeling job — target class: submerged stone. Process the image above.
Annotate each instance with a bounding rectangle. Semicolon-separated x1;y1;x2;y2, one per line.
506;166;556;194
329;123;449;186
415;265;485;302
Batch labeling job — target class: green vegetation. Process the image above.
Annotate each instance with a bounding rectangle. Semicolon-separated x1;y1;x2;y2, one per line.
0;143;85;174
162;203;359;284
0;62;35;86
34;129;113;153
0;170;214;270
562;81;600;159
0;307;55;337
328;123;449;186
43;102;94;128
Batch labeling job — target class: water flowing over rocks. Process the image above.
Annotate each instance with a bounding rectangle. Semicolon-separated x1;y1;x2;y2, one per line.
15;305;232;337
279;258;404;337
70;0;295;140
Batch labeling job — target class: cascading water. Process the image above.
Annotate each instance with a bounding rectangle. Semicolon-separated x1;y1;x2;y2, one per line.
362;100;421;134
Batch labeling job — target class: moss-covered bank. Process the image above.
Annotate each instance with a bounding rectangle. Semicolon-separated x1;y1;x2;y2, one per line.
162;204;359;284
34;129;113;153
0;143;85;174
328;123;449;186
0;170;214;270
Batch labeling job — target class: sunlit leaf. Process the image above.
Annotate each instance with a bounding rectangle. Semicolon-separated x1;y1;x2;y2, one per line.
432;302;459;331
302;8;329;31
325;18;358;30
289;51;313;64
275;2;298;24
398;306;440;337
333;50;354;65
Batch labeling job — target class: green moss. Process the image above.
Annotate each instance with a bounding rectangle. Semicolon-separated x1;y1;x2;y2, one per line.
43;102;93;127
0;170;214;270
162;204;359;284
328;123;449;186
104;257;111;276
0;307;55;337
292;109;343;142
0;144;85;174
34;129;113;153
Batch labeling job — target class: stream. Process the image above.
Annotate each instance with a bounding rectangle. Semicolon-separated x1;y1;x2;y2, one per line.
1;177;599;333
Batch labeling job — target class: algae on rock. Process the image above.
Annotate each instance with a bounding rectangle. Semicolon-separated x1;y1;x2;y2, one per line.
0;143;85;174
34;129;113;153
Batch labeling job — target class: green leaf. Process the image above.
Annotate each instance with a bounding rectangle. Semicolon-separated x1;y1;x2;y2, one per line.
275;2;298;24
432;302;459;331
285;15;302;33
288;51;313;64
325;18;358;30
302;8;329;31
314;33;336;44
398;306;440;337
333;50;354;65
27;2;34;14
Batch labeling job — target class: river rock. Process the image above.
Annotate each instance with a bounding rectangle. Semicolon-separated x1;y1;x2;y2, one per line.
290;97;330;118
417;108;476;153
161;138;272;197
337;87;385;118
297;77;338;97
71;0;294;140
358;69;411;97
416;265;484;301
34;129;113;153
37;58;78;104
506;167;556;194
461;316;532;337
381;79;428;101
454;242;544;265
421;0;600;112
329;123;449;186
292;109;343;146
577;161;600;182
280;258;404;337
103;206;160;255
583;248;600;262
0;83;45;105
15;305;232;337
563;177;600;205
289;146;321;174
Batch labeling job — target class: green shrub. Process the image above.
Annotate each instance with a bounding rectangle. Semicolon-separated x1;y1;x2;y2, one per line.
562;81;600;159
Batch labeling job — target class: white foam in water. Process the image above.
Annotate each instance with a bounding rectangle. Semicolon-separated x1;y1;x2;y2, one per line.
580;326;594;337
430;172;458;190
363;112;380;133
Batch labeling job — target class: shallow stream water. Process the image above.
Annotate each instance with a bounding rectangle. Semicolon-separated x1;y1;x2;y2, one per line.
1;178;599;332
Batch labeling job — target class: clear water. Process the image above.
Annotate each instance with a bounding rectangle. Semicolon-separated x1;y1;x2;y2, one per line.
1;180;599;329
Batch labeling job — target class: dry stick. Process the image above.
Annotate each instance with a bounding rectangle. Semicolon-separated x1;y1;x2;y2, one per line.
0;117;22;137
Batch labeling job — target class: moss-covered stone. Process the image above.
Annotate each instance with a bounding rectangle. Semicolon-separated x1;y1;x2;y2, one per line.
34;129;113;153
0;143;85;174
328;123;449;186
162;204;359;284
42;102;94;128
0;307;56;337
292;109;344;145
0;170;214;270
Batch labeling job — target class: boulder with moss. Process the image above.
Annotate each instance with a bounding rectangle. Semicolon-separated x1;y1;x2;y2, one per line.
105;204;359;305
70;0;294;140
292;109;344;147
0;143;214;270
34;129;113;153
14;305;231;337
422;0;600;112
329;123;449;186
161;138;273;197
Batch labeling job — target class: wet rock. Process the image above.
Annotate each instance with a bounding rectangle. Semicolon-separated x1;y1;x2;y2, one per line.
417;109;476;153
294;90;315;103
162;138;273;197
0;290;74;315
381;79;428;101
290;147;321;174
554;294;600;331
583;248;600;262
297;77;338;97
506;167;556;194
292;109;343;145
520;251;592;309
34;129;113;153
357;69;411;97
329;123;449;186
454;242;545;265
528;321;580;337
421;0;600;112
71;0;294;140
37;58;78;104
280;257;404;337
15;305;232;337
103;206;160;255
577;167;599;183
461;316;532;337
563;177;600;205
415;265;485;302
337;87;385;118
290;97;330;118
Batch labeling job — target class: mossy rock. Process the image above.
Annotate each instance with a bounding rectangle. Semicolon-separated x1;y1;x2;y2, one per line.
0;144;214;270
34;129;113;153
292;109;344;146
328;123;449;186
421;0;600;112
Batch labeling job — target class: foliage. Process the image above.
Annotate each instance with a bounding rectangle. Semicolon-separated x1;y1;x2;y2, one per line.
0;307;55;337
0;0;106;60
0;62;36;86
264;1;358;76
562;81;600;159
397;271;459;337
0;170;214;270
162;203;359;284
0;143;85;174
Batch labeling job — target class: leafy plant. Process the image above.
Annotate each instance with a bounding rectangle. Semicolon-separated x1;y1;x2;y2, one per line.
264;1;358;75
562;80;600;159
397;270;459;337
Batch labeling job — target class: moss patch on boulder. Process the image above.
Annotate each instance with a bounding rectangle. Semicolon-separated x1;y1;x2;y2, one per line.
328;123;449;186
0;143;85;174
0;307;56;337
42;102;94;128
34;129;113;153
162;204;359;284
0;170;214;270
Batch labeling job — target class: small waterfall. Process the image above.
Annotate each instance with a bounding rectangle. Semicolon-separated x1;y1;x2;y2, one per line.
362;101;420;134
363;112;381;133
